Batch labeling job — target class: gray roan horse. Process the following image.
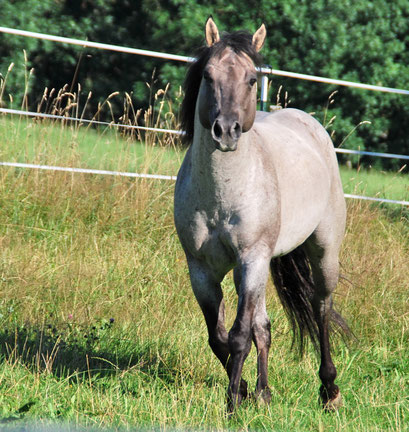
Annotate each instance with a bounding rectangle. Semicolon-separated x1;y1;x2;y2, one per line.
174;18;349;412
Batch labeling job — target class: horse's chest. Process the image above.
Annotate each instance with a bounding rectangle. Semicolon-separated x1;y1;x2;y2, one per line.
199;211;237;253
183;209;240;273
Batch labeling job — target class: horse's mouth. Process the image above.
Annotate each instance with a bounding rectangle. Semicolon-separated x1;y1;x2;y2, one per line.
214;139;238;152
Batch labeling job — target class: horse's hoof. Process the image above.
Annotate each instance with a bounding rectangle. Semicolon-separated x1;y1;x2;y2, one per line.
226;379;249;414
226;392;244;415
322;389;343;411
239;379;248;400
252;388;272;405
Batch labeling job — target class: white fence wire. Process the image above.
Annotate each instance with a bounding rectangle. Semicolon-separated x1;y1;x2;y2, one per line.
0;108;184;135
2;108;409;163
2;26;409;95
0;26;408;206
0;161;177;181
1;160;407;206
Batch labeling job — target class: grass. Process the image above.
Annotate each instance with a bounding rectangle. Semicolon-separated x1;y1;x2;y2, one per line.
340;166;408;204
1;116;407;205
0;115;408;430
0;117;182;176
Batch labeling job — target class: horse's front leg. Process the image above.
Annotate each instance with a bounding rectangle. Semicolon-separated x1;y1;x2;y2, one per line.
228;252;271;412
187;257;248;401
234;267;272;405
252;295;272;404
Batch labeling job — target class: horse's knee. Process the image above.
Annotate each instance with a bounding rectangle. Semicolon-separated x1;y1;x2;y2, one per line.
305;237;341;297
311;293;333;320
252;317;271;350
228;323;252;357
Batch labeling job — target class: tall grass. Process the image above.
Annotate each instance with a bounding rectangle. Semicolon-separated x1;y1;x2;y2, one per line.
340;166;408;205
0;71;408;429
0;57;182;174
0;113;407;430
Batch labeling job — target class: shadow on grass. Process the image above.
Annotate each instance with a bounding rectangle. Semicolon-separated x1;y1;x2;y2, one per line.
381;204;409;223
0;320;182;384
0;320;196;427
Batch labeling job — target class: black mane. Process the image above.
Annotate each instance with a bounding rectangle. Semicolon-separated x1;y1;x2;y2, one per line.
180;31;263;144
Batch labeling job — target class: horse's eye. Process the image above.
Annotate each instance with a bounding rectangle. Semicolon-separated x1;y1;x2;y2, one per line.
203;71;213;83
249;78;257;87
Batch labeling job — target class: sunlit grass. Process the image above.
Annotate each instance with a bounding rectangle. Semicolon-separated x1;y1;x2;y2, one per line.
340;165;408;203
0;115;407;430
0;116;182;176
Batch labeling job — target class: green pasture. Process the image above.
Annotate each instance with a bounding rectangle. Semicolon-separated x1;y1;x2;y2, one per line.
0;117;407;204
0;116;408;430
340;167;408;205
0;117;181;176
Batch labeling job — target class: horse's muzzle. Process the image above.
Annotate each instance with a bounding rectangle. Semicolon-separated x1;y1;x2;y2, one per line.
215;140;238;152
211;118;241;151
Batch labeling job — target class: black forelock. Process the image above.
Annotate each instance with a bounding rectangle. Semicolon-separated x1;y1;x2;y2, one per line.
180;30;263;144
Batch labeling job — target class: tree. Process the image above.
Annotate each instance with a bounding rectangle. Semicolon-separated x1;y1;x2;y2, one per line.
1;0;409;166
130;0;409;164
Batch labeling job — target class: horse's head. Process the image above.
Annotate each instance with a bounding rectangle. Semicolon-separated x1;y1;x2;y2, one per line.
197;18;266;152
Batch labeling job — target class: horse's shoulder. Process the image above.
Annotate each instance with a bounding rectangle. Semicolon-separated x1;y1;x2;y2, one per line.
176;146;192;181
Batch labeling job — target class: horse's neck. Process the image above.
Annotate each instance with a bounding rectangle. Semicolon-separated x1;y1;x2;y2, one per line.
190;124;253;200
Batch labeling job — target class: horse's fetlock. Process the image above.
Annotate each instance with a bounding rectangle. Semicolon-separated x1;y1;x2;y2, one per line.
253;387;272;405
319;363;337;385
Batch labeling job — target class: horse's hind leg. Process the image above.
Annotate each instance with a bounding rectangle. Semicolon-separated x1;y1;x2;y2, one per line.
187;258;248;400
305;232;344;410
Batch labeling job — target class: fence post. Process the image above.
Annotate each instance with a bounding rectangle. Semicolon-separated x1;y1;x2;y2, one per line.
260;74;269;111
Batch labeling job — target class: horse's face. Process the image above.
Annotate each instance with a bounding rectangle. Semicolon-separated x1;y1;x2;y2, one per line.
197;18;266;152
198;49;258;152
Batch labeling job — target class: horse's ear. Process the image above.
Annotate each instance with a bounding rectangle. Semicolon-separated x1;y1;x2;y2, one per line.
205;16;220;47
252;24;266;52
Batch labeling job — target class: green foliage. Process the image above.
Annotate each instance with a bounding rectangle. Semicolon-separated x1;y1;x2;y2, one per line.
0;0;158;113
1;0;409;167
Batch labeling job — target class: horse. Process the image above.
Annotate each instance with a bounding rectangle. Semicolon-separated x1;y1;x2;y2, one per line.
174;17;349;412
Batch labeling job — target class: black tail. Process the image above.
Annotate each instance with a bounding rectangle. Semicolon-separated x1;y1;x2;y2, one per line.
270;246;349;355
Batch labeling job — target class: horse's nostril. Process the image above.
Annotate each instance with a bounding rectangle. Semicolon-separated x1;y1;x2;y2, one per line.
213;120;223;140
232;122;242;139
212;119;241;144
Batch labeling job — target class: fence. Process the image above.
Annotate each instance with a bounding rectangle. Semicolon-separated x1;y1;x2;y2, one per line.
0;26;408;206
